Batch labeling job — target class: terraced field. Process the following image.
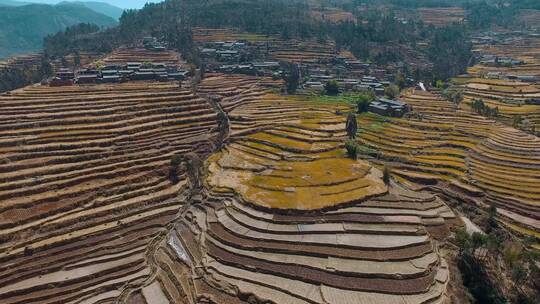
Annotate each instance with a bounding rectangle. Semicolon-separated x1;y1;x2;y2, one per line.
4;71;537;302
270;39;336;63
100;47;184;66
458;78;540;127
310;8;355;23
459;36;540;128
0;81;219;303
357;90;540;248
193;28;274;43
124;75;458;303
417;7;464;27
194;28;336;64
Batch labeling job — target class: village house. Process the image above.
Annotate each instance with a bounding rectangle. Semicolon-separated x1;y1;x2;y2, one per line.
76;68;100;84
127;62;142;71
50;68;75;87
368;98;411;117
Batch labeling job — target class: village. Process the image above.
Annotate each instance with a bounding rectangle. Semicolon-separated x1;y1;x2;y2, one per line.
44;35;413;117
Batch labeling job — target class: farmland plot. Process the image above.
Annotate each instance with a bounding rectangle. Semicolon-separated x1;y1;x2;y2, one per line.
0;81;219;303
358;90;540;248
126;75;458;304
461;36;540;128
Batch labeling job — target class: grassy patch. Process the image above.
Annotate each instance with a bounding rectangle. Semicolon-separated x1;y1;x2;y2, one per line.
302;93;368;105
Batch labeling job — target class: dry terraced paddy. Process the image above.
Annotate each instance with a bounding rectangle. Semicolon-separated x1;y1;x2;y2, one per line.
0;81;219;303
193;28;274;43
269;39;336;64
309;8;355;23
100;47;184;66
457;77;540;128
459;36;540;128
417;7;464;27
193;28;336;64
357;90;540;247
127;75;458;303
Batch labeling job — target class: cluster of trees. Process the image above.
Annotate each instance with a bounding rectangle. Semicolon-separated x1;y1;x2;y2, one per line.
44;23;114;58
0;59;53;93
326;8;472;81
465;1;518;30
442;88;464;104
471;99;499;118
427;24;472;81
41;0;474;83
44;0;317;61
455;205;540;304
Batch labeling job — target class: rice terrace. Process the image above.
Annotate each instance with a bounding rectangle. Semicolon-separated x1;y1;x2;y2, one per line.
0;0;539;304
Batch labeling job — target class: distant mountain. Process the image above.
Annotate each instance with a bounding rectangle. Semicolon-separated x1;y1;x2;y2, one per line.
0;1;124;18
0;3;117;58
0;0;30;5
58;1;125;19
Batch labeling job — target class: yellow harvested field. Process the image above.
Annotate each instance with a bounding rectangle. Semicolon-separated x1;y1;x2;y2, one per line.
209;148;386;210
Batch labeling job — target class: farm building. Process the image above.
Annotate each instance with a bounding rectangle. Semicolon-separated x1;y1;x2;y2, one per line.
127;62;142;70
168;70;190;80
101;75;122;83
50;69;75;87
368;98;411;117
76;74;99;84
131;71;156;81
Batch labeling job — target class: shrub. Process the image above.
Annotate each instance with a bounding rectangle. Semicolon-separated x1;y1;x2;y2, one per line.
455;228;471;252
503;241;523;267
511;263;527;285
356;95;372;113
442;89;464;104
345;140;358;160
384;84;399;99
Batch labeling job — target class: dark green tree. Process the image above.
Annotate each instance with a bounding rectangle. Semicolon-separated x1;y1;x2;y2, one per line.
284;63;299;94
346;112;358;139
169;154;183;184
324;80;339;96
383;165;391;185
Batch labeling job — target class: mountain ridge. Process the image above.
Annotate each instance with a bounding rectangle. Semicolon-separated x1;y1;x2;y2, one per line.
0;2;117;58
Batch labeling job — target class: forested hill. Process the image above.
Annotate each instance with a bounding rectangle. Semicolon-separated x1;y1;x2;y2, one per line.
0;3;116;58
58;1;125;19
45;0;473;80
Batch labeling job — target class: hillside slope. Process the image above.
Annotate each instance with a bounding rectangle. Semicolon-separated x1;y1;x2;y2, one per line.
0;3;117;58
